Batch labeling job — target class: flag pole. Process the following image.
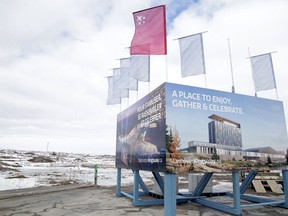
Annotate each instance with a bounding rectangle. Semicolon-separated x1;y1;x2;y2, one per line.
204;75;207;88
165;54;168;82
275;87;279;100
148;82;150;93
228;38;235;93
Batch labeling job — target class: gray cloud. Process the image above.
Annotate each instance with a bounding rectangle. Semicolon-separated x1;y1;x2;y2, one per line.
0;0;287;154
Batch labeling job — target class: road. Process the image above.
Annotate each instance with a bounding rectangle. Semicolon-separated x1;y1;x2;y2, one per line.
1;185;288;215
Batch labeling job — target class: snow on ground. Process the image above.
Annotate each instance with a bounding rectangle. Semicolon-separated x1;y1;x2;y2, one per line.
0;149;155;191
0;149;231;192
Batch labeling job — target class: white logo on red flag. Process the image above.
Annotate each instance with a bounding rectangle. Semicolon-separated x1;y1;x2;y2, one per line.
137;16;146;25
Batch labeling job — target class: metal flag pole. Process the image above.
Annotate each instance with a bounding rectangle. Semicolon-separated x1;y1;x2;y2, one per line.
148;81;150;93
204;74;207;88
165;54;168;82
228;38;235;93
136;83;139;101
275;87;279;100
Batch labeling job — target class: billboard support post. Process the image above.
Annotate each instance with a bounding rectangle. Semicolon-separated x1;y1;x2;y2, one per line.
232;171;241;215
133;170;140;204
164;172;177;216
240;171;259;194
191;172;213;196
116;168;122;197
116;168;288;215
282;170;288;207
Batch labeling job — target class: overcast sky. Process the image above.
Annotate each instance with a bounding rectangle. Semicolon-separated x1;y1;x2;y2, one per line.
0;0;287;154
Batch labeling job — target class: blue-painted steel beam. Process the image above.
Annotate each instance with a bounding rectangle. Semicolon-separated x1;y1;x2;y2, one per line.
232;171;241;215
153;172;164;193
116;168;122;197
240;170;258;194
241;201;284;208
133;170;140;205
195;198;241;215
121;191;134;200
240;194;277;203
192;172;213;197
133;170;150;194
164;173;177;216
279;169;288;208
133;199;165;206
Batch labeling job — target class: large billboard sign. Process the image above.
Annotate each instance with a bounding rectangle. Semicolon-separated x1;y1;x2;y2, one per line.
116;82;288;173
116;84;166;172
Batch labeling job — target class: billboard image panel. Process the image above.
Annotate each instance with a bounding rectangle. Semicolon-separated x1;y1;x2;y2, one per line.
116;84;166;172
165;82;288;173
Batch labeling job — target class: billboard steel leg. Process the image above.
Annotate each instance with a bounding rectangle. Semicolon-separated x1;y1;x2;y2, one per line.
192;172;213;197
116;169;288;215
240;170;258;194
232;171;241;215
116;168;122;197
164;172;177;216
133;170;140;205
282;170;288;208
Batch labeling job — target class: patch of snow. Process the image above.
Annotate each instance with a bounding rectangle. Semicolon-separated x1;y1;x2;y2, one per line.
0;149;232;192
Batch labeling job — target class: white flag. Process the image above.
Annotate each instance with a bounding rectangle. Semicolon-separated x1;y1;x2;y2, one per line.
120;58;138;91
178;33;206;77
106;76;121;105
130;55;150;82
251;53;276;92
113;68;129;98
120;57;130;68
127;75;138;91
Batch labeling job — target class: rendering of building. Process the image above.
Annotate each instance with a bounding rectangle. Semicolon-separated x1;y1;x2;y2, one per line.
208;114;242;151
187;114;285;160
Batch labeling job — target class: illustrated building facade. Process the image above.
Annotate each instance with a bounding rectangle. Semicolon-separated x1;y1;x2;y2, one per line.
208;114;242;151
187;114;284;160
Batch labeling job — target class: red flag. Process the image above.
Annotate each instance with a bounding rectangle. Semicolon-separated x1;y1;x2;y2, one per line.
130;5;167;55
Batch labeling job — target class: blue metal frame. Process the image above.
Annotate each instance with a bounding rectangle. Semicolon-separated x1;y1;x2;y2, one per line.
193;172;242;215
116;168;288;216
239;170;258;194
191;172;213;197
116;169;189;207
193;170;288;215
283;170;288;208
164;173;177;216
